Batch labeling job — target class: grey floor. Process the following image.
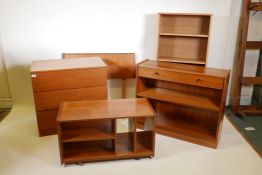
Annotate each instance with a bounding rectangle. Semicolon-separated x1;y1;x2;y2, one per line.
0;108;11;122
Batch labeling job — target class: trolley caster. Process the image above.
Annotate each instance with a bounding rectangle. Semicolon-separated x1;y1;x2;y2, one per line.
76;162;83;166
62;163;67;167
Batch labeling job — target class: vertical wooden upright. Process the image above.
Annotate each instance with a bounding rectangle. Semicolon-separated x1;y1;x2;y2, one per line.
231;0;262;116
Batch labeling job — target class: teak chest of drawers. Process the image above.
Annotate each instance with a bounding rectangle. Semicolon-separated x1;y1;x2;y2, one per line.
57;98;155;164
30;57;107;136
136;60;230;148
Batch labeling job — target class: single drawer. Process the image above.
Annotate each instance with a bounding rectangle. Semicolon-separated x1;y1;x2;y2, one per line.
34;86;107;111
31;68;107;92
138;67;224;89
36;110;58;136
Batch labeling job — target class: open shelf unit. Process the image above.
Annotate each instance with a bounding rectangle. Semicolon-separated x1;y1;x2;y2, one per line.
157;13;211;65
57;99;155;164
136;60;230;148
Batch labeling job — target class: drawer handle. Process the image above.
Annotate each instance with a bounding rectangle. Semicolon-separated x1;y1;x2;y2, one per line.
195;78;201;82
154;72;160;76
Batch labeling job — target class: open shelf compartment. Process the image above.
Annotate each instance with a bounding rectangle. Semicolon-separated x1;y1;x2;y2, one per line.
159;13;211;36
158;13;211;65
115;118;136;155
158;35;208;64
135;117;154;154
151;100;218;147
61;119;115;143
62;139;115;163
137;78;221;112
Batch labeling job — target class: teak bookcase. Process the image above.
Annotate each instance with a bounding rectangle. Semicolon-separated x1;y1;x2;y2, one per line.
57;98;155;164
136;60;230;148
30;57;107;136
157;13;211;65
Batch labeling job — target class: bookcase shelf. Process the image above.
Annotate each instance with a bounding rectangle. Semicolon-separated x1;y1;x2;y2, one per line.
57;99;155;164
158;57;206;65
159;33;208;37
157;13;211;65
137;87;220;112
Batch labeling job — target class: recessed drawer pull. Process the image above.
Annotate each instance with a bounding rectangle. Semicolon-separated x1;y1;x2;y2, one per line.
195;78;201;82
154;72;160;75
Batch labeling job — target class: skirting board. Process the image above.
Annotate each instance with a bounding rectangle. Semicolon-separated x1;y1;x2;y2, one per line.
0;97;12;108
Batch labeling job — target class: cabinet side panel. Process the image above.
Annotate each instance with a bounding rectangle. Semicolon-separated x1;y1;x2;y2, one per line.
37;110;58;136
216;72;230;141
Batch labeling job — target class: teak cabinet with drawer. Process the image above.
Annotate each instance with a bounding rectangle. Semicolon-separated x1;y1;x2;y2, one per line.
30;57;107;136
136;60;230;148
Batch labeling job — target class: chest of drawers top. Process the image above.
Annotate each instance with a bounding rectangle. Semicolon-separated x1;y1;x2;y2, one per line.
30;57;106;73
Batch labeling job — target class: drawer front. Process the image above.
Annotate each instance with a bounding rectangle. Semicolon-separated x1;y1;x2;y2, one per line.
34;86;107;111
36;110;58;136
31;68;107;92
138;67;223;89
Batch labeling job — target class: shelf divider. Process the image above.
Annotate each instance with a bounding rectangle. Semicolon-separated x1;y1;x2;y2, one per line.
158;57;206;65
159;33;208;37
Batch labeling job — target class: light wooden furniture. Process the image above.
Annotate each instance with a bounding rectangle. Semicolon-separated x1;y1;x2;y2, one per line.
57;98;155;164
157;13;211;65
136;60;230;148
231;0;262;116
30;57;107;136
62;53;136;98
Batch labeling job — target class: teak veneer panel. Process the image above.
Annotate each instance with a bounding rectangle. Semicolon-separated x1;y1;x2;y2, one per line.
57;98;155;122
37;110;58;136
31;68;107;92
138;60;226;89
138;66;223;90
62;53;135;79
34;86;107;111
31;57;106;72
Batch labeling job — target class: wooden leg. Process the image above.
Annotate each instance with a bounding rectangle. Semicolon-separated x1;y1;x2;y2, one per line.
122;79;126;99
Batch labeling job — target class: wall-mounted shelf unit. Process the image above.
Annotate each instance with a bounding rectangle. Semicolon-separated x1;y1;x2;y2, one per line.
136;60;230;148
157;13;212;65
57;98;155;164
